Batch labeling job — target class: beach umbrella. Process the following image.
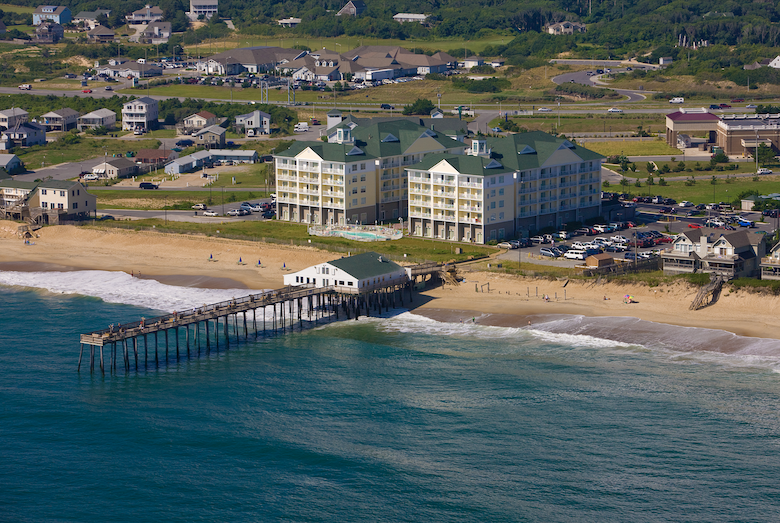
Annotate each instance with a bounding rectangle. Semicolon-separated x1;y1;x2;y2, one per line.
283;262;286;269
239;257;242;263
210;254;213;260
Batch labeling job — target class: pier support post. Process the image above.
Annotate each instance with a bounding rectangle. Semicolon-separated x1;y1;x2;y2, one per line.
206;319;210;354
124;340;129;371
133;337;138;371
89;345;94;373
253;308;257;339
78;344;84;372
165;329;169;361
243;312;248;338
175;327;179;359
145;334;149;367
99;344;104;375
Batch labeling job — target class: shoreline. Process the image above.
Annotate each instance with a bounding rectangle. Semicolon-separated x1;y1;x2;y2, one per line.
2;221;780;341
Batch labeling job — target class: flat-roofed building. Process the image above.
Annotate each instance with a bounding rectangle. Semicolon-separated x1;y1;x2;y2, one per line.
666;108;721;147
716;113;780;156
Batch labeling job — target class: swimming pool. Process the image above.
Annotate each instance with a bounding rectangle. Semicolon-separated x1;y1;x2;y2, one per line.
308;226;403;242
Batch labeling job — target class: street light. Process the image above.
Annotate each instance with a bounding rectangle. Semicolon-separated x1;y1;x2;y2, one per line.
221;186;225;215
164;195;168;225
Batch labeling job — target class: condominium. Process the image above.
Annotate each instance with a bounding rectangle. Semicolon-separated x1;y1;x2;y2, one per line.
273;119;464;225
406;132;603;243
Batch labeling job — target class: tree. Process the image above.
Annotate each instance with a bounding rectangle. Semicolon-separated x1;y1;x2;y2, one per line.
402;98;435;115
755;143;775;166
645;162;655;174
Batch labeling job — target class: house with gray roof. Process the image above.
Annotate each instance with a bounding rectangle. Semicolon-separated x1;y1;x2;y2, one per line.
87;25;115;43
78;108;117;131
198;46;306;75
139;21;171;44
235;109;271;136
283;251;407;293
1;122;46;150
663;229;766;278
406;132;603;243
73;9;110;29
126;5;163;24
33;5;71;25
41;108;79;131
193;124;226;149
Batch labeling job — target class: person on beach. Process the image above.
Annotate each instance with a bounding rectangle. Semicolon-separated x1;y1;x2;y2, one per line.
604;295;609;300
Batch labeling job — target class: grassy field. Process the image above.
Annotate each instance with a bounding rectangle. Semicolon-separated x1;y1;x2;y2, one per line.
607;160;761;178
0;3;34;13
18;138;162;169
199;33;516;57
608;175;780;204
93;189;265;210
95;218;495;263
500;114;665;135
579;140;682;156
144;129;177;139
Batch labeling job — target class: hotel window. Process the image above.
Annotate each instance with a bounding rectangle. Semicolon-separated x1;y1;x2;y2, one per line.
41;189;47;195
490;190;496;197
499;200;504;208
41;201;47;208
361;197;366;204
57;203;64;209
352;198;357;205
352;188;357;194
491;202;496;209
499;176;504;183
352;176;357;183
360;186;366;193
499;188;504;196
73;203;78;209
360;175;366;182
360;163;366;170
499;212;504;220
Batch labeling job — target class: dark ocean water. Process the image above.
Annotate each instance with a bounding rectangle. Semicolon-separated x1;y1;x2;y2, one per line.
3;272;780;522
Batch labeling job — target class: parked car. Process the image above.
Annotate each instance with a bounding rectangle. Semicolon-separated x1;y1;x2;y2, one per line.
139;182;158;189
539;247;559;257
497;241;514;249
576;227;595;235
659;206;673;214
688;223;703;228
261;210;276;219
679;200;693;207
192;203;207;210
239;202;255;213
564;249;586;260
651;195;664;204
176;139;194;147
530;235;546;244
203;210;219;217
611;235;629;243
82;173;99;181
226;209;242;216
625;221;637;228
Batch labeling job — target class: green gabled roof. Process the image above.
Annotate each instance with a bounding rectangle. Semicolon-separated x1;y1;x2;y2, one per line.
328;251;403;280
0;180;38;190
37;180;83;189
352;119;463;157
275;141;377;162
487;132;603;170
410;153;509;176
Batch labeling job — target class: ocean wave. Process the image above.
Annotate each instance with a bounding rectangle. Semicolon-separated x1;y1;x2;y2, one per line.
381;310;780;371
0;270;255;313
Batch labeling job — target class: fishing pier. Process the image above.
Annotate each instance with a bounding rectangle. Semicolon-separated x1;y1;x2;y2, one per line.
78;261;444;374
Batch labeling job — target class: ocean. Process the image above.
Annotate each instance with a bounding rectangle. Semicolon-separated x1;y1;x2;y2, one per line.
2;270;780;522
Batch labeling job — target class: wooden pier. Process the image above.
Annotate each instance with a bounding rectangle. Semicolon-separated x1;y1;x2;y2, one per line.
78;279;423;374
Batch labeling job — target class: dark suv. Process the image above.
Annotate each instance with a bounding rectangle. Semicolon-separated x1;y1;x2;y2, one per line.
139;182;158;189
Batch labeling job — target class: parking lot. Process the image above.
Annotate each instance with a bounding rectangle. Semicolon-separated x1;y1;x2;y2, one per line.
496;201;776;268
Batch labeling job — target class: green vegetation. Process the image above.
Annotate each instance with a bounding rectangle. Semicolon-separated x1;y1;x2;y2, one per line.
18;136;161;169
579;141;682;157
608;176;780;205
93;189;261;210
92;219;493;263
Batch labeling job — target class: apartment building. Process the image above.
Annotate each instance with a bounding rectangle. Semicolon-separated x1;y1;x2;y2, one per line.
273;119;465;225
406;132;603;243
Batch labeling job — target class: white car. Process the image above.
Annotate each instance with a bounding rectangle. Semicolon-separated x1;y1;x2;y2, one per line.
757;168;773;175
679;200;693;207
607;107;623;113
192;203;207;210
537;107;552;113
202;210;219;217
497;241;514;249
563;250;586;260
82;173;99;181
611;235;629;244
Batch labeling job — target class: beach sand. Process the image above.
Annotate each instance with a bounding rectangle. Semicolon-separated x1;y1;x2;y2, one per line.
2;221;779;339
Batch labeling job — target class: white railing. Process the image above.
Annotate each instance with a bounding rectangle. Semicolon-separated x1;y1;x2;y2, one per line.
381;195;400;203
409;211;432;218
459;181;482;188
459;205;482;211
381;184;400;192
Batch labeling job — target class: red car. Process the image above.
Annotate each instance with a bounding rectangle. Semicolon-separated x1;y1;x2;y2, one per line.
688;223;703;228
82;89;92;93
655;236;673;243
625;221;637;228
719;103;731;109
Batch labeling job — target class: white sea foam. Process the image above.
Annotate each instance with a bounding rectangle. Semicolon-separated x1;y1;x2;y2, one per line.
0;270;256;312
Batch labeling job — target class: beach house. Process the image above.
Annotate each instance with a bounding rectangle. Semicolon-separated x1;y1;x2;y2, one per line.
0;108;29;131
78;109;117;131
91;157;139;179
126;5;163;24
193;125;226;149
283;251;408;293
662;229;766;278
33;5;71;25
235;109;271;136
121;97;159;131
41;108;79;132
182;111;217;132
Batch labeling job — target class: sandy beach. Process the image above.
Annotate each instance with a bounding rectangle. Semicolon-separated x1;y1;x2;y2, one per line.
2;221;780;340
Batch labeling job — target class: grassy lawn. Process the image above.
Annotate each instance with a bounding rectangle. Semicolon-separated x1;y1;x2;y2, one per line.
144;129;177;138
607;175;780;204
18;138;162;169
607;160;759;178
503;114;665;135
205;163;274;188
94;218;495;263
579;140;682;156
93;189;266;210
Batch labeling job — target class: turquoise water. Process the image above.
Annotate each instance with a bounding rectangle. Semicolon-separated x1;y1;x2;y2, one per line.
331;230;388;241
3;272;780;521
